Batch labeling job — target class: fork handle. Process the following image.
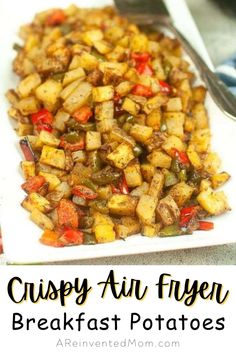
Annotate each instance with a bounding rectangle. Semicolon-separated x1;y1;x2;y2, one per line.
168;23;236;121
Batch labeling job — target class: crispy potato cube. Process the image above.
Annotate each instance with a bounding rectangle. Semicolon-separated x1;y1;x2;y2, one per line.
30;209;54;230
148;171;164;200
93;40;112;54
124;161;142;188
130;182;150;197
122;97;140;116
147;150;172;168
93;212;114;228
53;110;70;132
146;109;161;130
17;96;40;115
17;123;33;136
63;82;92;114
192;85;206;103
35;80;62;105
93;85;114;102
17;73;42;98
39;172;61;191
140;163;156;182
60;79;83;100
22;192;51;213
95;100;114;121
21;161;36;180
187;145;203;170
197;188;230;215
40;146;66;170
109;127;135;147
162;135;185;155
156;195;180;226
97;186;112;200
166;97;182;112
184;116;196;132
130;33;148;52
115;217;140;238
211;172;230;189
130;124;153;143
203;152;221;175
108;195;138;216
190;129;211;153
115;81;133;96
86;131;101;151
192;103;209;129
107;142;134;169
81;29;103;45
99;61;128;76
95;224;116;243
39;130;60;147
199;179;212;192
79;52;98;71
62;67;85;86
55;181;72;198
169;182;194;207
164;112;185;138
136;195;157;225
142;224;160;237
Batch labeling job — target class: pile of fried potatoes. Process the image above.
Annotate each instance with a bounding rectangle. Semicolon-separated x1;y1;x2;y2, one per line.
6;5;230;247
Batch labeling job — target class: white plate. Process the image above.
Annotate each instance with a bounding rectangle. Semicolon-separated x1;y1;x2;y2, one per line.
0;0;235;264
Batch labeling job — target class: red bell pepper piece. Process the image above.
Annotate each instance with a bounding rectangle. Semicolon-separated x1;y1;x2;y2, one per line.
45;9;66;26
40;229;64;248
31;108;53;125
60;228;84;245
136;62;154;76
118;175;129;195
180;206;198;227
131;84;153;97
57;199;79;229
172;148;189;165
113;93;122;103
159;80;172;94
111;184;121;194
73;106;93;123
131;52;151;63
60;138;85;152
72;185;98;200
36;123;53;133
19;137;36;161
21;175;46;194
198;221;214;231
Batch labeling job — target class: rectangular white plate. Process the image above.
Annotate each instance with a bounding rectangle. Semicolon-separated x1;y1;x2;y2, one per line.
0;0;236;264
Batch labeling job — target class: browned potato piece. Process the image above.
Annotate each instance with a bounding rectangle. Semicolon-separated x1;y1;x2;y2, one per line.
156;195;180;226
148;170;164;200
136;194;157;225
169;182;194;207
147;150;172;169
108;195;138;216
124;160;142;188
211;172;230;189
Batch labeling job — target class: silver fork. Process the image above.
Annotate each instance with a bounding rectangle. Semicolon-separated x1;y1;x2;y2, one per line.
114;0;236;121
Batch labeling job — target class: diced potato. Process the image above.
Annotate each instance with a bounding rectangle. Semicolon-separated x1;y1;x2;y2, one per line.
130;124;153;143
130;33;148;52
192;103;208;129
60;79;83;100
184;116;196;132
115;81;133;96
169;182;194;207
192;85;206;103
81;29;103;45
17;96;40;115
53;110;70;132
166;97;182;112
95;100;114;121
97;185;112;200
211;172;230;189
162;135;185;155
93;40;112;54
148;171;164;199
30;209;54;230
21;161;36;180
22;192;51;213
63;82;92;114
17;73;42;98
122;97;140;116
27;135;44;150
164;112;185;138
107;142;134;169
62;67;85;86
203;152;221;175
140;163;156;182
147;150;172;168
39;130;60;147
99;62;128;76
146;109;161;130
17;123;33;136
136;194;157;225
86;131;101;151
115;217;141;238
156;195;180;226
93;85;114;102
130;182;150;197
40;146;66;170
71;150;86;163
79;52;98;71
197;187;230;215
187;145;202;170
199;179;212;192
95;224;116;243
108;195;138;216
37;163;67;178
124;160;142;188
190;129;211;153
96;119;116;133
55;181;71;198
142;224;160;237
109;127;135;147
93;212;114;228
105;26;124;43
143;95;168;114
35;79;62;105
39;172;60;191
